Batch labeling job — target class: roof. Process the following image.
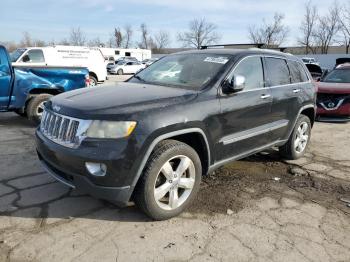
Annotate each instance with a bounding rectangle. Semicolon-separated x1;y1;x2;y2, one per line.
172;48;297;60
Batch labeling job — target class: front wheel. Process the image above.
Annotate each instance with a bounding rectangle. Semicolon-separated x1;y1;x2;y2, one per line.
134;140;202;220
26;94;53;124
279;114;311;160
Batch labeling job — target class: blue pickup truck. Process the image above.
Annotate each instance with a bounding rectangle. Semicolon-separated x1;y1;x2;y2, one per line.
0;45;89;123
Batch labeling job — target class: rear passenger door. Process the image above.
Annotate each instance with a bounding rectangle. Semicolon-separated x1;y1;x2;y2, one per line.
124;62;133;74
265;57;303;142
216;56;273;162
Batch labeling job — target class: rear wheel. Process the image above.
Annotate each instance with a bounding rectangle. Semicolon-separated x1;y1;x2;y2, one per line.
26;94;53;124
279;114;311;160
134;140;202;220
117;69;123;75
89;75;98;86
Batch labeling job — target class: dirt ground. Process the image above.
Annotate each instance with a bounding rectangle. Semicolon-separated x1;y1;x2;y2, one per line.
0;82;350;261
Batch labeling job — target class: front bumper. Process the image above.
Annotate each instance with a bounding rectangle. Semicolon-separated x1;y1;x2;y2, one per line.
35;130;146;206
316;103;350;122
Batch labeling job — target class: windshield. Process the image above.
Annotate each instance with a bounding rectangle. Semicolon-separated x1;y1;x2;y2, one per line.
130;53;232;90
116;61;126;65
323;69;350;83
10;48;26;62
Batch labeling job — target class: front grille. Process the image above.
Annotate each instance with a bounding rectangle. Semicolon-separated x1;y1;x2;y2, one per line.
317;93;350;111
40;109;83;148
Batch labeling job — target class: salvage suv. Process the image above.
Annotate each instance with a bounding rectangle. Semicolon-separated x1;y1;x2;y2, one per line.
36;49;316;220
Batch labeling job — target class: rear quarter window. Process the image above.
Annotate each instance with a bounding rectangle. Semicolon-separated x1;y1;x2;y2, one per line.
288;60;308;83
265;57;290;86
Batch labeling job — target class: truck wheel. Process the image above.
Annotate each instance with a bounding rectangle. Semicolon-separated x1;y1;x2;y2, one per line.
279;114;311;160
89;75;98;86
26;94;53;124
134;140;202;220
117;69;123;75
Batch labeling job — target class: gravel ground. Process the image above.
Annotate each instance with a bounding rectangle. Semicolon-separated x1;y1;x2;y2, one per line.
0;78;350;261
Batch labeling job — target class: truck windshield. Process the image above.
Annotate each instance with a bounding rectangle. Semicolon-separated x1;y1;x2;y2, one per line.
10;48;26;62
130;53;232;90
323;69;350;83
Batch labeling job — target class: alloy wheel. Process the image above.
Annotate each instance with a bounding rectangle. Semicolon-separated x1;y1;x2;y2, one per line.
153;155;196;211
294;122;309;153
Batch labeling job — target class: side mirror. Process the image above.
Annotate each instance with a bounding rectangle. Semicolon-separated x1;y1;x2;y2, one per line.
224;75;246;93
22;55;30;63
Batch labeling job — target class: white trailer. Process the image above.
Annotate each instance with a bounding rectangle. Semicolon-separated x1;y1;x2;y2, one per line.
99;48;151;62
11;45;107;85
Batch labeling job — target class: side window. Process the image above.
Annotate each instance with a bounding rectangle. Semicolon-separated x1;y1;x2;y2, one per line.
265;58;290;86
288;61;303;83
231;56;264;90
125;52;131;57
22;49;45;63
126;62;133;66
0;48;10;75
115;50;120;55
296;62;309;82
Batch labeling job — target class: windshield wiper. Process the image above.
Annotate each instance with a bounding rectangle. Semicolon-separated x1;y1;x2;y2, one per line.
134;75;146;82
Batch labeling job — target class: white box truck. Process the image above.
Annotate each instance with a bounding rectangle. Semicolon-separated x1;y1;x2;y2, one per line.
11;45;107;86
99;48;151;62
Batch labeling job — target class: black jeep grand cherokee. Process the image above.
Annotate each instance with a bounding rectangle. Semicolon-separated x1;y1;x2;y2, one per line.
36;49;316;220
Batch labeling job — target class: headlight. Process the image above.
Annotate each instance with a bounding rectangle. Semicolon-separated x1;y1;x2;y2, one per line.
86;121;137;139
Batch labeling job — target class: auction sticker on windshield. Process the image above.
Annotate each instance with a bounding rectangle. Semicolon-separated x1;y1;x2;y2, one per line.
204;57;229;64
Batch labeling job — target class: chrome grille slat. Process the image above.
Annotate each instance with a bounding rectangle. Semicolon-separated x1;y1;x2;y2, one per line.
40;109;84;148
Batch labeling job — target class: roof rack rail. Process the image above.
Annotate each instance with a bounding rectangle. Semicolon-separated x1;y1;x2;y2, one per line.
200;43;265;50
200;43;287;52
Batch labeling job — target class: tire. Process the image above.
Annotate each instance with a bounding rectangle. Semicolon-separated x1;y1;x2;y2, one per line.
26;94;53;124
279;114;312;160
117;69;123;75
134;140;202;220
89;75;98;86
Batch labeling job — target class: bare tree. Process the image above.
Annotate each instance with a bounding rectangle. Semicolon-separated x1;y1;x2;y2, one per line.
124;25;133;48
20;32;33;47
298;1;318;54
248;13;289;47
138;23;151;49
339;2;350;53
69;27;86;46
34;40;46;47
59;38;70;45
88;37;103;47
114;27;123;47
177;18;220;49
313;1;340;54
106;36;114;48
153;30;171;52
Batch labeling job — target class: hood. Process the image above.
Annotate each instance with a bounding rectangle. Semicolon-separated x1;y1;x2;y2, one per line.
49;82;198;119
316;82;350;94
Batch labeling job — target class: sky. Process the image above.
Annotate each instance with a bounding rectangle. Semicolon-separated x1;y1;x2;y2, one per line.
0;0;342;47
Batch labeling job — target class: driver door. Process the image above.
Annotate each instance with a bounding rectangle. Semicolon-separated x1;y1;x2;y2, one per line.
0;47;12;110
20;49;46;66
216;56;273;162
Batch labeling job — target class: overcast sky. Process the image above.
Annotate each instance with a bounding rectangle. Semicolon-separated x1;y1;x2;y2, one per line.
0;0;343;47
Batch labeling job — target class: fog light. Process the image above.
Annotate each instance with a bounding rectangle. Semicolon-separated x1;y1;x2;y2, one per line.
85;162;107;177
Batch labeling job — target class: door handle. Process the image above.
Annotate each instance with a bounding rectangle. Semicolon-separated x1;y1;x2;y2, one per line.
293;89;301;93
261;94;271;99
